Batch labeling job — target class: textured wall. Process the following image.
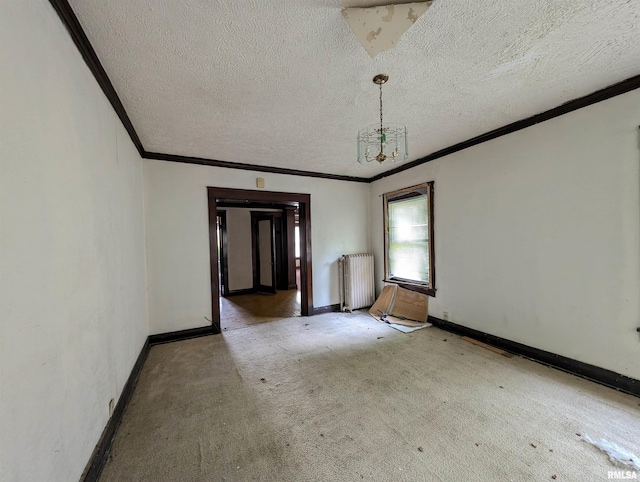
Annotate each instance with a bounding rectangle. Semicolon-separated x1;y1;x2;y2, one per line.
0;2;148;480
370;89;640;379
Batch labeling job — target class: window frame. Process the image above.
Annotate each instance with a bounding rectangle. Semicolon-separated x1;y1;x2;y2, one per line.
383;181;436;297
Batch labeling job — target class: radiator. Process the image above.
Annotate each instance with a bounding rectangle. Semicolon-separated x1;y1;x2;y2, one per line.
339;253;375;312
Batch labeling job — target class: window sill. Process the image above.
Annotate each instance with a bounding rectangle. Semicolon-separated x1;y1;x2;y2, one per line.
384;279;436;297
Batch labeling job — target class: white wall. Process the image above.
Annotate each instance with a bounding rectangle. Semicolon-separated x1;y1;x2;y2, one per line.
371;90;640;379
143;161;370;334
0;2;148;481
221;208;284;291
221;208;253;291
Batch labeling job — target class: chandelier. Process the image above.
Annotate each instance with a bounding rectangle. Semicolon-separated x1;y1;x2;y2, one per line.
357;74;408;164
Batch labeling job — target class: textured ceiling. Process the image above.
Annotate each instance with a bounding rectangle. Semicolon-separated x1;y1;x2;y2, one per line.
68;0;640;178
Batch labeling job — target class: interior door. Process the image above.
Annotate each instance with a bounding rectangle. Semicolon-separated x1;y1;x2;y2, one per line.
257;217;276;294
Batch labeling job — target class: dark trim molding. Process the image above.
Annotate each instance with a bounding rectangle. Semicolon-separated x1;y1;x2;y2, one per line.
250;211;278;294
50;0;640;184
48;0;144;156
211;188;312;204
143;152;369;183
383;181;436;297
80;339;150;482
48;0;368;183
428;316;639;398
218;201;297;209
313;304;341;315
217;210;229;297
370;75;640;182
80;325;215;481
225;288;258;297
208;187;314;329
148;325;216;345
80;314;639;481
385;280;437;298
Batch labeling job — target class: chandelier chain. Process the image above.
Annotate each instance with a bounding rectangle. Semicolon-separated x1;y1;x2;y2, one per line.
379;82;384;147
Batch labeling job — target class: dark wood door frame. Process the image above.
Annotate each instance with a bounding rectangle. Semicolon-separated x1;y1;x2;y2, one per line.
251;212;277;294
284;207;297;290
250;211;288;291
217;210;229;297
207;187;313;333
273;214;288;291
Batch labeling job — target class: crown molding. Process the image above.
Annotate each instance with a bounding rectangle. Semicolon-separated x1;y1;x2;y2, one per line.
49;0;639;184
370;74;640;182
48;0;144;156
142;151;370;183
48;0;369;183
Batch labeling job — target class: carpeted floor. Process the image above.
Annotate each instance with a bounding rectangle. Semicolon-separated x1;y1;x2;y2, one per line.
99;312;639;481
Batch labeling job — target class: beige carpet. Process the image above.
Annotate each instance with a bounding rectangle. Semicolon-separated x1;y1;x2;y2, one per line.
99;312;639;481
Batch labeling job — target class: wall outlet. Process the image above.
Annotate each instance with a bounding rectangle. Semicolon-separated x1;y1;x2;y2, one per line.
108;398;115;418
443;311;449;320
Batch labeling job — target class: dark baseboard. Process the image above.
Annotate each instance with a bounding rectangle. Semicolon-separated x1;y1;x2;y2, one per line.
224;288;257;297
79;314;639;481
313;304;341;315
149;325;217;345
80;324;217;480
428;316;639;398
80;338;150;482
287;284;298;290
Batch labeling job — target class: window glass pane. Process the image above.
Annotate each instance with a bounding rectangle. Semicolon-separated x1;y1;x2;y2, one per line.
294;226;300;258
388;194;429;284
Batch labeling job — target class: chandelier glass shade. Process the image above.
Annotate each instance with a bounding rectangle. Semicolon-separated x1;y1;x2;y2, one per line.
357;74;408;165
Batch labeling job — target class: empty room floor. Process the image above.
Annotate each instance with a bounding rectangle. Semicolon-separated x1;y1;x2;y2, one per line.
220;289;301;331
99;312;639;481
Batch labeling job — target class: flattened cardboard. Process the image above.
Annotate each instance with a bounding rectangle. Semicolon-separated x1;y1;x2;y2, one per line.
390;287;428;323
369;285;429;326
368;284;397;321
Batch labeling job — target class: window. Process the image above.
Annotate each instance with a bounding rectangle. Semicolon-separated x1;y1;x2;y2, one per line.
383;182;435;296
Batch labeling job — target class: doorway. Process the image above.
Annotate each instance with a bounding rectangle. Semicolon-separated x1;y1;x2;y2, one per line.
252;212;277;294
207;187;313;334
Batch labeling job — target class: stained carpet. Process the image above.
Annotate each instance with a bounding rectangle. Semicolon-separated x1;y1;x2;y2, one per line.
99;312;639;481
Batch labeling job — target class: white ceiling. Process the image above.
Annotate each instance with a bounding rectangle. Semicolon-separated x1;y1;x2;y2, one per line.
68;0;640;178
